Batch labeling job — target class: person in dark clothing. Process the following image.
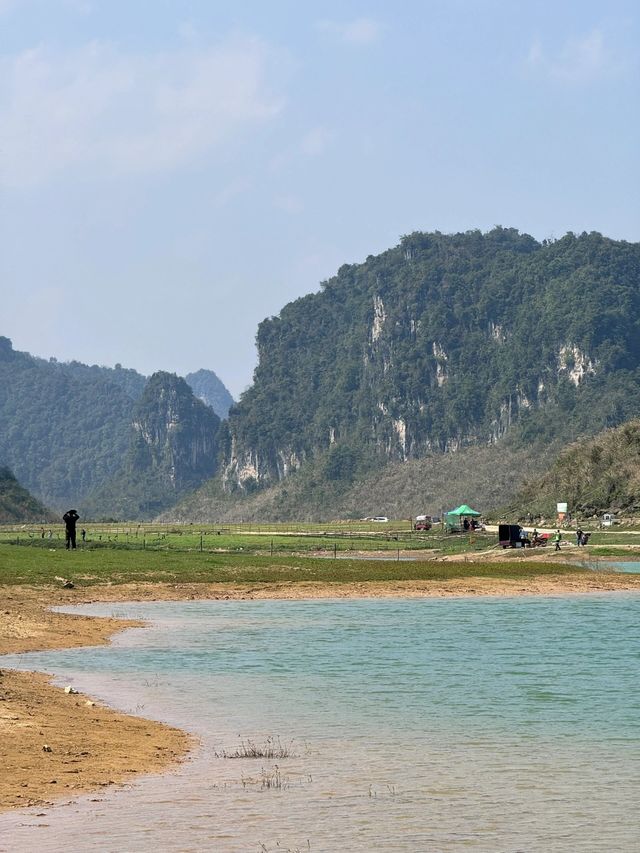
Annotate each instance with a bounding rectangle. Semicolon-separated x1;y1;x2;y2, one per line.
63;509;80;550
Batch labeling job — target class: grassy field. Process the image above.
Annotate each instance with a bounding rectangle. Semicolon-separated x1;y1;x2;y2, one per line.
0;521;498;559
4;519;639;561
587;547;640;557
0;542;585;588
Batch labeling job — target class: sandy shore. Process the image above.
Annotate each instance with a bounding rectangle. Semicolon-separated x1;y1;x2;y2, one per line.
2;570;640;813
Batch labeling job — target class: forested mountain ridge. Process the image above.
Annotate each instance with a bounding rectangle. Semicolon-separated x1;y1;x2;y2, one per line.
222;229;640;493
499;419;640;520
0;466;54;523
0;336;232;510
82;372;221;519
4;228;640;521
0;337;139;508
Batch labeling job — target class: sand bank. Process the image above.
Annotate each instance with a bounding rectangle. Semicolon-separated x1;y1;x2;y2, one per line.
2;570;640;813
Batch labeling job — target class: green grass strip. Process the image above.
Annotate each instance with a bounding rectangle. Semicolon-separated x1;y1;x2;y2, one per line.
0;543;588;588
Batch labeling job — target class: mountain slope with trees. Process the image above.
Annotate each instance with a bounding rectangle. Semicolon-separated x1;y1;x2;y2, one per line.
4;228;640;522
160;441;533;523
0;337;232;511
221;229;640;497
0;467;54;523
83;372;221;519
498;419;640;521
0;337;139;509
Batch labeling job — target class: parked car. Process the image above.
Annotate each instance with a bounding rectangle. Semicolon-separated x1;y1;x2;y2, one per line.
414;514;432;531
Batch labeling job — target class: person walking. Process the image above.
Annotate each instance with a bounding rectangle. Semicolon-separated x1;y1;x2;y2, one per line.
63;509;80;550
554;529;562;551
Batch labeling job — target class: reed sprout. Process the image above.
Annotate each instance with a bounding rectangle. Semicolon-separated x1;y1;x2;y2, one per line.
216;736;296;759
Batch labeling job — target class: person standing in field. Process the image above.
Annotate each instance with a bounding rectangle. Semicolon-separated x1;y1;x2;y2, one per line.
63;509;80;550
554;529;562;551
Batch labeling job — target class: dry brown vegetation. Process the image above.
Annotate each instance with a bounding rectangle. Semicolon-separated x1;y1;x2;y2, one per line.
162;443;532;523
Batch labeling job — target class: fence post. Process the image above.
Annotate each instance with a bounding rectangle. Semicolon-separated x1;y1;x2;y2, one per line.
200;534;203;552
334;542;337;559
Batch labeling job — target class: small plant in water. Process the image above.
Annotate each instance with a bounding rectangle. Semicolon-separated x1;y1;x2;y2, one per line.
258;839;311;851
241;765;290;791
261;765;287;790
216;735;296;759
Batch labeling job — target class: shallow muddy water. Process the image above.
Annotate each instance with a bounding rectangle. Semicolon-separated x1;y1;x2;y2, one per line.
1;595;639;852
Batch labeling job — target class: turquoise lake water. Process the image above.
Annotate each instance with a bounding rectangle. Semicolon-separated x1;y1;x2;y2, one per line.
602;561;640;573
1;595;639;852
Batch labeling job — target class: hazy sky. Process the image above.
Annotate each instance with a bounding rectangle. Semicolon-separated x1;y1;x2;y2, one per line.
1;1;638;397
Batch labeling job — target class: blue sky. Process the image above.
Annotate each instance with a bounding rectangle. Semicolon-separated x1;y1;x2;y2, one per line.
1;0;638;397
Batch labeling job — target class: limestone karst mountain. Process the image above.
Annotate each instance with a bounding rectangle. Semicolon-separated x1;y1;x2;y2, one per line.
221;229;640;494
3;227;640;521
82;372;221;519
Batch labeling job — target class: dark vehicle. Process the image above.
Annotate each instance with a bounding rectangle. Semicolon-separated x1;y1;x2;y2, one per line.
498;524;531;548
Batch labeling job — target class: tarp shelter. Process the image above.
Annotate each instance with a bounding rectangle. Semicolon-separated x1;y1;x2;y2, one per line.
445;504;481;531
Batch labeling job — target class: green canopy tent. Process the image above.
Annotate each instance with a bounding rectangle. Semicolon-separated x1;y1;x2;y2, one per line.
445;504;481;531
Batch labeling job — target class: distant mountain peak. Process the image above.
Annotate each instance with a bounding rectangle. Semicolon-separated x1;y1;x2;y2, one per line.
185;369;234;418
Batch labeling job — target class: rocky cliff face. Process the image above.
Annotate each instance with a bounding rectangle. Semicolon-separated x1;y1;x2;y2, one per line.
129;372;220;492
83;372;221;518
222;228;640;491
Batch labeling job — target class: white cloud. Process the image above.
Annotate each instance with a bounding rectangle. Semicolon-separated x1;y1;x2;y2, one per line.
317;17;382;45
212;176;253;208
527;29;617;83
0;37;284;187
273;193;303;214
301;126;334;157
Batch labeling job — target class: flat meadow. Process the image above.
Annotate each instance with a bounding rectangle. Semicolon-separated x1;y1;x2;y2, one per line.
0;518;590;587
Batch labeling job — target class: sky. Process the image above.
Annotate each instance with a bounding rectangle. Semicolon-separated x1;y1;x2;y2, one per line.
1;1;638;398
